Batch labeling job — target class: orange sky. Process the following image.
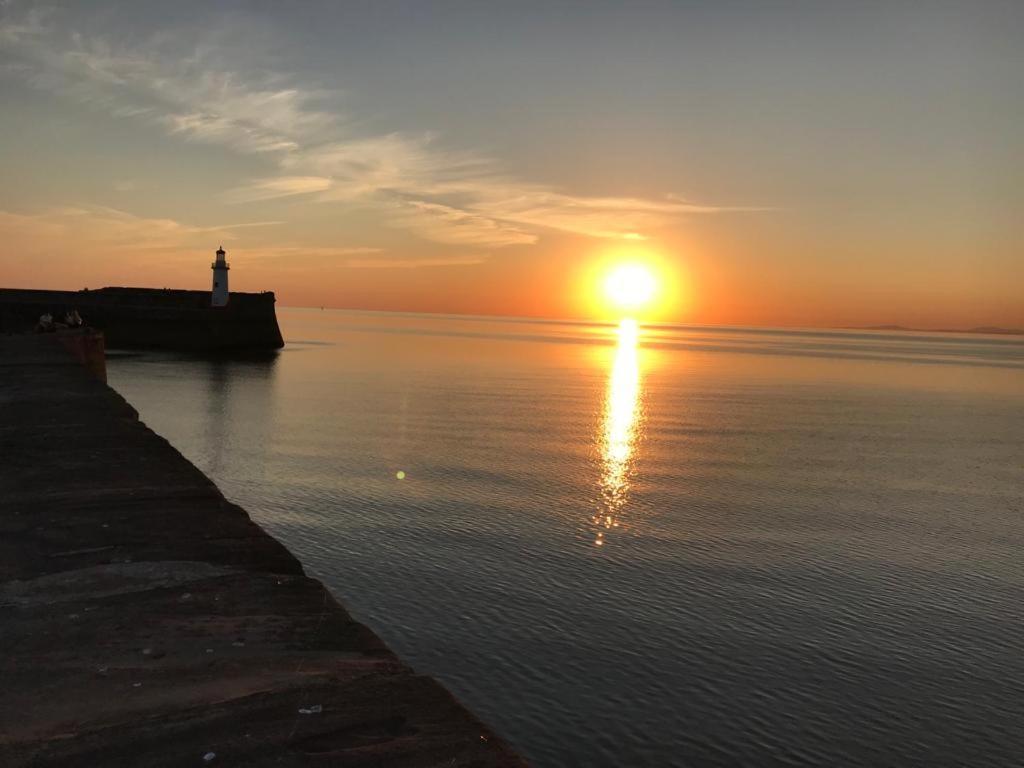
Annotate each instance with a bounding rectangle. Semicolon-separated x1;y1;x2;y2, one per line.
1;4;1021;330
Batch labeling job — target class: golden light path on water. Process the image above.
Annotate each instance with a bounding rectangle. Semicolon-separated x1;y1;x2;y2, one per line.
594;318;643;547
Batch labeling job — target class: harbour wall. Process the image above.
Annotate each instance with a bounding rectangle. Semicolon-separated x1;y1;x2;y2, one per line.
0;333;524;767
0;287;284;352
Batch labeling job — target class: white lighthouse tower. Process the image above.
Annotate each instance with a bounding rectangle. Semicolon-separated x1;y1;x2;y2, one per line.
211;246;230;307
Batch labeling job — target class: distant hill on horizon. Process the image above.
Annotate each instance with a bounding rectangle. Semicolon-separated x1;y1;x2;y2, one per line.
855;324;1024;337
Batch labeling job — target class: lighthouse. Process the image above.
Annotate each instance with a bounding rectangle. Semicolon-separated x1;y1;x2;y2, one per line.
211;246;230;307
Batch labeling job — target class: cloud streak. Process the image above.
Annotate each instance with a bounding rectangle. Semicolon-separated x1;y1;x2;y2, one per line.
0;205;280;256
0;7;761;251
235;245;481;270
224;176;333;203
393;201;537;247
344;254;487;269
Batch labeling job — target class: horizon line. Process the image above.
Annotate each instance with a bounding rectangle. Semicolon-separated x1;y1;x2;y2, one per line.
278;304;1024;339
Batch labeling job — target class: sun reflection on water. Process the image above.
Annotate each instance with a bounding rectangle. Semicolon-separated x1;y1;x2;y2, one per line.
593;318;643;546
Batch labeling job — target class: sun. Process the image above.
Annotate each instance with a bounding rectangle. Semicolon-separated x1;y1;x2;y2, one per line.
604;263;658;310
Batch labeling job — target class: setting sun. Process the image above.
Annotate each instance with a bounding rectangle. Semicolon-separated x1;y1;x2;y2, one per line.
604;264;658;311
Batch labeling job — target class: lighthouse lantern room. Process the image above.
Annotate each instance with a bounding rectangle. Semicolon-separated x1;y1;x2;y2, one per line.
211;246;230;307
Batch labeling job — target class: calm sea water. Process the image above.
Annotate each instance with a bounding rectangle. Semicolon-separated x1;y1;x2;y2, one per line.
107;309;1024;767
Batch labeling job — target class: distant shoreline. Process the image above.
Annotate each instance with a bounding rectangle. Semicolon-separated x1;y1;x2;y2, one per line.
851;324;1024;337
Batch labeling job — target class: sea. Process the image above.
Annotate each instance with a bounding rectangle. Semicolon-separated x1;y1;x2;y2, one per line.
106;309;1024;767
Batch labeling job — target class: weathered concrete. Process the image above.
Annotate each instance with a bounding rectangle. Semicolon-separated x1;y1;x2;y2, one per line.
0;335;524;767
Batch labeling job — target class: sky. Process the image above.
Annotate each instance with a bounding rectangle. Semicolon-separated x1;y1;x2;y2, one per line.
0;0;1020;328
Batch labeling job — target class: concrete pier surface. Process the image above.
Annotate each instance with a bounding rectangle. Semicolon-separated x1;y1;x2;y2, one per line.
0;335;524;767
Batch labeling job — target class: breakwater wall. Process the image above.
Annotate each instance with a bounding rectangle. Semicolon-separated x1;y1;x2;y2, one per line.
0;287;284;352
0;334;523;767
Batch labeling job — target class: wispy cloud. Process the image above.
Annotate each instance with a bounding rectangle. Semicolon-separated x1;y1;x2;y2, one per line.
0;205;280;255
0;7;763;251
241;245;383;261
236;245;480;269
462;190;738;240
344;254;487;269
224;176;333;203
0;7;336;154
393;201;537;247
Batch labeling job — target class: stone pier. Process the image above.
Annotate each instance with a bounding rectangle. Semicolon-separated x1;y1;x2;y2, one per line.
0;334;524;767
